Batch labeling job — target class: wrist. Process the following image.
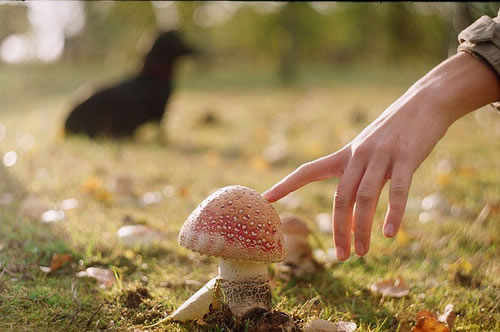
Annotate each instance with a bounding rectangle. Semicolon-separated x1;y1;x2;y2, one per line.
408;52;500;125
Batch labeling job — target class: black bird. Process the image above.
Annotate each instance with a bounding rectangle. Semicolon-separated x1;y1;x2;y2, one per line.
64;31;196;138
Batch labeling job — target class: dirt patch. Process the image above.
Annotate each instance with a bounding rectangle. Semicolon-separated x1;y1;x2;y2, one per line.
124;287;151;309
198;305;303;332
239;308;303;332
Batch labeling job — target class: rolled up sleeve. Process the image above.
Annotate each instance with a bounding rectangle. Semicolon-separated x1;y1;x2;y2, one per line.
458;9;500;110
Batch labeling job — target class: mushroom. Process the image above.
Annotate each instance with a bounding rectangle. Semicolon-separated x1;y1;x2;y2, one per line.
171;185;285;321
279;215;319;277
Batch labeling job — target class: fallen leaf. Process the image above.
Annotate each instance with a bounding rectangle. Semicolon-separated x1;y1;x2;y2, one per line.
416;310;435;320
76;267;115;288
41;209;65;223
60;198;78;210
438;304;456;329
437;173;450;187
304;319;337;332
94;188;114;204
305;319;357;332
82;176;114;204
370;277;409;298
141;191;163;205
250;156;270;171
412;317;449;332
40;253;72;273
177;186;190;199
333;321;357;332
82;176;103;193
396;227;410;248
117;224;162;248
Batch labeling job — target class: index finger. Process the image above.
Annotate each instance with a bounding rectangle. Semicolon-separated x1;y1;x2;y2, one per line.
262;150;347;202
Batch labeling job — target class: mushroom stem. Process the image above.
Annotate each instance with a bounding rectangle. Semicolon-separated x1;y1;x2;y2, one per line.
218;258;268;280
216;258;271;317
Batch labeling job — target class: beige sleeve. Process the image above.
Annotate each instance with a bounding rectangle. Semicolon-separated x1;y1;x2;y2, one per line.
457;9;500;110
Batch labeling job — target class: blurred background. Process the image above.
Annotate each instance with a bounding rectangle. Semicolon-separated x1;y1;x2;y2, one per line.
1;2;499;76
1;2;500;330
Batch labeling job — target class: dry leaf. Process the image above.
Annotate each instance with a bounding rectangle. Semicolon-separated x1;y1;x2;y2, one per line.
60;198;78;210
76;267;115;288
304;319;337;332
117;224;162;248
82;176;114;204
178;186;190;199
141;191;163;205
370;277;409;297
304;319;357;332
250;156;270;170
93;188;114;204
333;321;357;332
40;253;72;273
438;304;456;329
81;176;103;193
41;209;65;223
412;316;449;332
416;310;435;320
396;227;410;247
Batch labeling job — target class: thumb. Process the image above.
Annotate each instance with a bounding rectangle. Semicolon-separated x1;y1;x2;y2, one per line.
262;151;347;202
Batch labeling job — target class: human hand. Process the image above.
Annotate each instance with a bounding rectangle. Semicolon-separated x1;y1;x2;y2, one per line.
263;52;500;260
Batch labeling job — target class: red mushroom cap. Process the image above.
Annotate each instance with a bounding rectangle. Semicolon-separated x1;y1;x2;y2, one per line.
179;185;285;263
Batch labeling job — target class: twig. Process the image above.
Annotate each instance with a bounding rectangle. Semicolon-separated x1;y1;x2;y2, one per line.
144;315;172;328
69;307;81;326
0;267;16;277
86;303;104;328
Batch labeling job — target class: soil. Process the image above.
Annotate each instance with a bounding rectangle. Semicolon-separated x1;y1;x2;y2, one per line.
200;305;304;332
124;287;151;309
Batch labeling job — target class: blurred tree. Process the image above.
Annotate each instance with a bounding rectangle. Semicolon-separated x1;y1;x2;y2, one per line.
63;2;156;65
276;2;323;83
29;1;497;71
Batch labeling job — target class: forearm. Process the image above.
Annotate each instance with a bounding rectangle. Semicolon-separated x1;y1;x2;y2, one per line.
407;51;500;125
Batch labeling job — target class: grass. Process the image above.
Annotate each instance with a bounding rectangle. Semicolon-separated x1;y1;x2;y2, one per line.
0;60;499;331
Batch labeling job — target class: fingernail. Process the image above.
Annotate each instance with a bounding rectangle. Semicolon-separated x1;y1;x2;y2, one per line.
336;246;346;260
355;241;365;255
261;190;273;201
384;223;394;237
